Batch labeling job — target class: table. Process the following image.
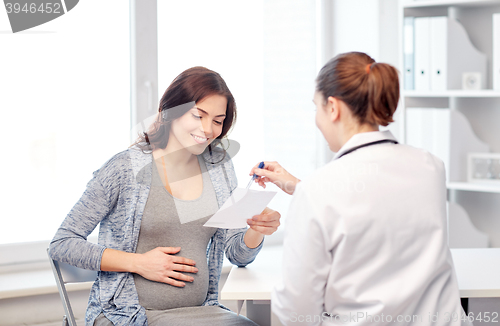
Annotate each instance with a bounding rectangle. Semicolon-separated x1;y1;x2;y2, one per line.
221;245;283;326
450;248;500;298
220;246;500;326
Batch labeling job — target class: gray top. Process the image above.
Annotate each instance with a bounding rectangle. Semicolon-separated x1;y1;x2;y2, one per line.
133;154;219;310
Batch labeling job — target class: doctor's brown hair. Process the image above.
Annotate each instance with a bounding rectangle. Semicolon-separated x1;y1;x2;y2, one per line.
315;52;399;126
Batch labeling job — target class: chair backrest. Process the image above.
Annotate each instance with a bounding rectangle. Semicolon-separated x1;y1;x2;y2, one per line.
47;248;97;326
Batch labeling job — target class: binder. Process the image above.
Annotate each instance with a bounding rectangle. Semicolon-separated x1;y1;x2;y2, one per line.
430;17;447;91
404;17;415;90
406;108;450;178
493;13;500;90
414;17;431;91
410;15;486;91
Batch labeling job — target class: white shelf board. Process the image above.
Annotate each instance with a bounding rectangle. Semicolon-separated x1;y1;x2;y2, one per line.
403;90;500;98
402;0;500;9
447;181;500;193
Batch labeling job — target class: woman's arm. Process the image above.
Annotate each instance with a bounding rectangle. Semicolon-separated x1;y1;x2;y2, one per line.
244;228;264;249
245;207;281;248
224;207;281;267
48;168;113;271
222;155;281;264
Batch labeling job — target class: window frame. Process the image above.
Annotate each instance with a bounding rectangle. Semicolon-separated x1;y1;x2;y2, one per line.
1;0;156;267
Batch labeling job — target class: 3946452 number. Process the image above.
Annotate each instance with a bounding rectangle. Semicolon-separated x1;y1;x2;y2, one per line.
444;311;499;323
5;3;61;14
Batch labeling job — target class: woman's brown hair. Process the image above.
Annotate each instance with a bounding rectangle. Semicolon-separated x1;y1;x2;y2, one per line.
315;52;399;126
129;66;237;154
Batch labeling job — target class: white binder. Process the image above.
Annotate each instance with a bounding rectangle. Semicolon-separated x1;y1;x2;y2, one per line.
430;17;447;91
404;17;415;90
493;13;500;90
414;17;431;91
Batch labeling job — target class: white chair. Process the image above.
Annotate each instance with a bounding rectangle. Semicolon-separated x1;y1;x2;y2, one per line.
47;248;98;326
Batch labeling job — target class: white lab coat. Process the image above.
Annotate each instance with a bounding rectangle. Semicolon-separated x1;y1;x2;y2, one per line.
272;130;471;326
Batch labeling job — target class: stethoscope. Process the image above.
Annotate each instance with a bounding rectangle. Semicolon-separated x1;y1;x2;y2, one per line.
336;139;398;159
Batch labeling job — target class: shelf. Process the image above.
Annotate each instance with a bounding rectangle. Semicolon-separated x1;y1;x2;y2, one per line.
448;182;500;193
403;90;500;98
402;0;500;9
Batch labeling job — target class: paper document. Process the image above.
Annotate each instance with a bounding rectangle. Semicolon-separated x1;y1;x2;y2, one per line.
203;188;277;229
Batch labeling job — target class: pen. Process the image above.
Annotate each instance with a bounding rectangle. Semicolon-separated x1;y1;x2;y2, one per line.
246;161;265;189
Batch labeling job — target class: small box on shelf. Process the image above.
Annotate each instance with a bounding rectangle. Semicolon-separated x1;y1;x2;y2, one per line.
467;152;500;184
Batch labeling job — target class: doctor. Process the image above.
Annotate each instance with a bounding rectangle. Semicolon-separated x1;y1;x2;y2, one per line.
249;52;470;325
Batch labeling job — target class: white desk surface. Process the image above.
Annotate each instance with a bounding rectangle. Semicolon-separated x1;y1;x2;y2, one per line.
451;248;500;298
220;246;500;301
221;245;282;301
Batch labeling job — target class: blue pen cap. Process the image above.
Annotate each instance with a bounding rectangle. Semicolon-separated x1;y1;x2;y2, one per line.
253;161;265;179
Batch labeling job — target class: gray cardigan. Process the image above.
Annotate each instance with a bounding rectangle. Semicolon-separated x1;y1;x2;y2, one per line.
48;145;263;326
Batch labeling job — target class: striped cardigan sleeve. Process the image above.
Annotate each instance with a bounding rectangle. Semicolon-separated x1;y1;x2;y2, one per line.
221;155;264;267
48;153;123;271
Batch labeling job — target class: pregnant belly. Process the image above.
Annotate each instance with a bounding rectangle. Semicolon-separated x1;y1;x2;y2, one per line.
133;249;209;310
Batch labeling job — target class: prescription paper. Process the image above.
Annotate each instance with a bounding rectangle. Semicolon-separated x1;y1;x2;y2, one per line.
203;188;277;229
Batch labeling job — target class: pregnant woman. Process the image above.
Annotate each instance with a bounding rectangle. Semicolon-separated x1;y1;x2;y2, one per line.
49;66;281;326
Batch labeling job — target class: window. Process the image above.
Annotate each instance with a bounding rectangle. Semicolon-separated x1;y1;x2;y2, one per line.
157;0;318;224
0;0;320;255
0;0;130;246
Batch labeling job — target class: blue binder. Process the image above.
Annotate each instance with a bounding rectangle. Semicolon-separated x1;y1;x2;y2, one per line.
404;17;415;90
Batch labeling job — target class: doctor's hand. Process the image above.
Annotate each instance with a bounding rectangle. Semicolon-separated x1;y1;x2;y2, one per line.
249;161;300;195
244;207;281;248
135;247;198;287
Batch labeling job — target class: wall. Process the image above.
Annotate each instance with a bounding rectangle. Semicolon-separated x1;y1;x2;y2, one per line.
331;0;402;140
0;290;88;326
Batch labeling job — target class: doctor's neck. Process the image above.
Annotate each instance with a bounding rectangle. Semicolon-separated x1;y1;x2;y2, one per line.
336;113;379;150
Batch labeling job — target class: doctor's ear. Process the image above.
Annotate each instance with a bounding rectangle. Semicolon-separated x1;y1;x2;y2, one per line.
327;96;341;123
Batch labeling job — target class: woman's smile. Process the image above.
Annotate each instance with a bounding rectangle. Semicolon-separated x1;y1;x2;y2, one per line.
191;133;209;144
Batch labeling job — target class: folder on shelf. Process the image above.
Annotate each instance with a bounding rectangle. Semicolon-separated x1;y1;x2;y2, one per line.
406;108;450;176
430;17;447;91
411;15;487;91
404;17;415;90
493;13;500;90
414;17;431;91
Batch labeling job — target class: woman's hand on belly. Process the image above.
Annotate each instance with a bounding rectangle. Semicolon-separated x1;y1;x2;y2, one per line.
135;247;198;287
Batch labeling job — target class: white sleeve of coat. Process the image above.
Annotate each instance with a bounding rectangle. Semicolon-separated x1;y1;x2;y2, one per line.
271;182;334;326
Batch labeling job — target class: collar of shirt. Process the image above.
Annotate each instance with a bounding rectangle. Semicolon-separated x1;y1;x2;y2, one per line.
332;130;398;161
